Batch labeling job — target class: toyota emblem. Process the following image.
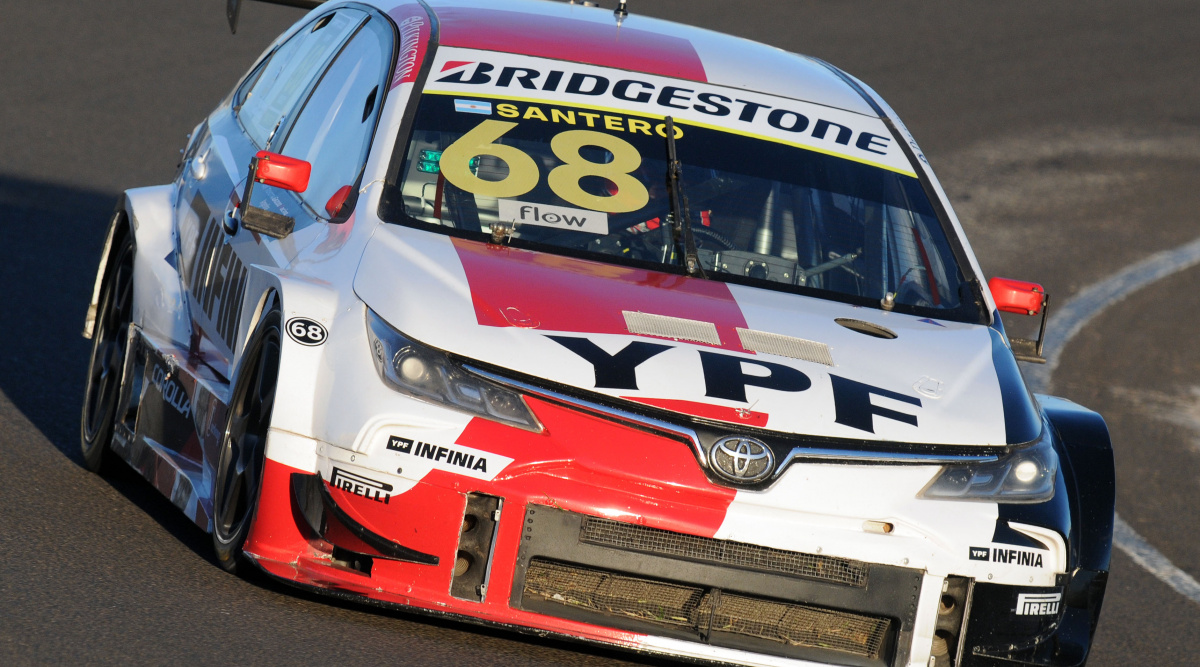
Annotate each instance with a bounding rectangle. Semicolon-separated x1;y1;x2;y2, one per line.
710;436;774;483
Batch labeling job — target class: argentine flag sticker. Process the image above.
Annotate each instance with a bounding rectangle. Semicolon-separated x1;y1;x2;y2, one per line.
454;99;492;115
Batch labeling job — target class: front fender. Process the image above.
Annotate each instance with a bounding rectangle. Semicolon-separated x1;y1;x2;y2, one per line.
84;186;190;348
240;264;341;474
1044;394;1114;653
1041;394;1115;575
82;203;124;340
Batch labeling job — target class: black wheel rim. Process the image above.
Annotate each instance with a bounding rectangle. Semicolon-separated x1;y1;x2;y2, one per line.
213;323;279;544
82;242;133;447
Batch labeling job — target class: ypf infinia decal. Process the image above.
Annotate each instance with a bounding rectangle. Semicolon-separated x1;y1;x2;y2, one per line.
970;545;1045;568
549;336;922;434
426;47;913;175
386;435;513;481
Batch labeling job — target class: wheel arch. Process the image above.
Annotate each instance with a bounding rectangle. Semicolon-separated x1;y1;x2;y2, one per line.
1041;394;1115;575
84;186;191;345
238;264;340;474
82;202;133;340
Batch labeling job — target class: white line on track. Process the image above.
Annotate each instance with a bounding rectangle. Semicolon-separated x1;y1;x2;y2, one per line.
1020;234;1200;605
1113;515;1200;602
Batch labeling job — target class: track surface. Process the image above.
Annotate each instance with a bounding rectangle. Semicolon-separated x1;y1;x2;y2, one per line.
2;1;1199;664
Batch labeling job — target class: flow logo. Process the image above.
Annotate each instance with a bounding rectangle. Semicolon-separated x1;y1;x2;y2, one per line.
498;200;609;235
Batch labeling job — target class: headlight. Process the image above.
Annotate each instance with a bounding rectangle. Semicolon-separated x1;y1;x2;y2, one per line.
365;309;542;432
918;431;1057;503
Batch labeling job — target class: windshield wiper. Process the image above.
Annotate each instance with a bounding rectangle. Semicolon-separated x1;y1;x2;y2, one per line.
664;116;707;278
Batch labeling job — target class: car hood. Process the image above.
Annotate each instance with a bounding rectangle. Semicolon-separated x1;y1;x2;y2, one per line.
354;224;1039;447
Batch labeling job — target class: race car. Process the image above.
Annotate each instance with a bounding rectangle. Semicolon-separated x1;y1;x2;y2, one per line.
80;0;1114;665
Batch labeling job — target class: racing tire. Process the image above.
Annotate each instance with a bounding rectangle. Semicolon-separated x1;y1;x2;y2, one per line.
80;231;134;473
212;306;281;574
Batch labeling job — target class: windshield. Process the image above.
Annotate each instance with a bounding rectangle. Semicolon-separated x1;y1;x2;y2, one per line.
382;51;981;322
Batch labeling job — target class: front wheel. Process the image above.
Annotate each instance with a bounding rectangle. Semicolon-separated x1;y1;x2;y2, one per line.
80;232;134;473
212;308;281;574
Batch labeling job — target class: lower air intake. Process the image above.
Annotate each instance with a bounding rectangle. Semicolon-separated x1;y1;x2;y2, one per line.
702;591;890;658
525;559;704;628
523;559;889;660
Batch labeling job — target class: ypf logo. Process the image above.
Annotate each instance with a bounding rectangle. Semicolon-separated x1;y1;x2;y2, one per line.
709;436;774;483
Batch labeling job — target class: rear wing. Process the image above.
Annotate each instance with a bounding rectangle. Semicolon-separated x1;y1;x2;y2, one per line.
227;0;325;34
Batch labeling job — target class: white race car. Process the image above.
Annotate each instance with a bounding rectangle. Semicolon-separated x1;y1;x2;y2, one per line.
81;1;1114;665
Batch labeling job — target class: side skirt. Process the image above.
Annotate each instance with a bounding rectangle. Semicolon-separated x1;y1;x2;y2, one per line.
109;326;232;532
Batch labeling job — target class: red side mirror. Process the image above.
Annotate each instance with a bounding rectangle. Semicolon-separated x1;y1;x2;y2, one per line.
254;150;310;193
989;277;1045;316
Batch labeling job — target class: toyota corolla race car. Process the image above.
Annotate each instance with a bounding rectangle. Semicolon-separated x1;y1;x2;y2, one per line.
80;0;1115;665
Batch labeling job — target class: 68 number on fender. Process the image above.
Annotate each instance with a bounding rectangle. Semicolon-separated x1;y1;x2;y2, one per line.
286;317;327;346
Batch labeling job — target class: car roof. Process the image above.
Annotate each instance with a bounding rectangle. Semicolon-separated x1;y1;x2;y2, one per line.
373;0;878;117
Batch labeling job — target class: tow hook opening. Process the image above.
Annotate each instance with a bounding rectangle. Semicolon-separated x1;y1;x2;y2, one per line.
451;493;502;601
932;575;972;667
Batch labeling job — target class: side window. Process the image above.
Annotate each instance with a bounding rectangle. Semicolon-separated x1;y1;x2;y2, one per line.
235;10;365;148
280;18;392;217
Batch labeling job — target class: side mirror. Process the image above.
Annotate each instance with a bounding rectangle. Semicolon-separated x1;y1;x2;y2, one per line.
230;151;311;239
988;277;1050;364
254;151;311;192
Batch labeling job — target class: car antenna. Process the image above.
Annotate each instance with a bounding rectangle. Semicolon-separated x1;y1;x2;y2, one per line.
614;0;629;25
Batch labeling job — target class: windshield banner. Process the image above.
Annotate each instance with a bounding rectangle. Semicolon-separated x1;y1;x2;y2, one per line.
423;47;915;176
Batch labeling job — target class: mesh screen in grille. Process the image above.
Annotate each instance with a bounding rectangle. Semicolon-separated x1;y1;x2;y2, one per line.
523;560;889;659
579;515;868;587
700;592;889;658
524;559;706;628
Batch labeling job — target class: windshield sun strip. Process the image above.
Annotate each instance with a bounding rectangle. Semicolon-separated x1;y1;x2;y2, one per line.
416;89;919;178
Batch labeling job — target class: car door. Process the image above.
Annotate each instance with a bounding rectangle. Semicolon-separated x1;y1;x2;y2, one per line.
175;8;367;378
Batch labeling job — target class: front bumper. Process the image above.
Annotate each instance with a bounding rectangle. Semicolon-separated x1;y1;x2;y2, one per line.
244;386;1104;667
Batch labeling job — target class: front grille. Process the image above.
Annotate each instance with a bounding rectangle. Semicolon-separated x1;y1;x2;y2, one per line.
524;559;890;660
524;559;705;629
580;515;868;587
701;592;890;658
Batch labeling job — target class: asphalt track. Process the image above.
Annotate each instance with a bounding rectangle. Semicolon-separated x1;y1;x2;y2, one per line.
2;1;1199;664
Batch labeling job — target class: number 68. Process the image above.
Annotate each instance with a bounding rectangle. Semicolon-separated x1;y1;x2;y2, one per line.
438;120;651;214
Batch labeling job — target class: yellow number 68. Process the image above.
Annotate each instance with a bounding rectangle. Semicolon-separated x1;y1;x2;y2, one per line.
438;120;650;215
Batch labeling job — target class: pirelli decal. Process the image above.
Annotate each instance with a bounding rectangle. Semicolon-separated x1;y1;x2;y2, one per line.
188;194;248;350
1016;592;1061;616
330;467;393;504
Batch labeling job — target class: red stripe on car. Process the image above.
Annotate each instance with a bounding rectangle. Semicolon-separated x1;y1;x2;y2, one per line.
388;3;433;88
452;238;748;349
436;8;707;82
622;397;770;428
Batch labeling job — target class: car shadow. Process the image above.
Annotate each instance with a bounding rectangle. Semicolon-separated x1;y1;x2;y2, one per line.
0;172;220;562
0;173;666;665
